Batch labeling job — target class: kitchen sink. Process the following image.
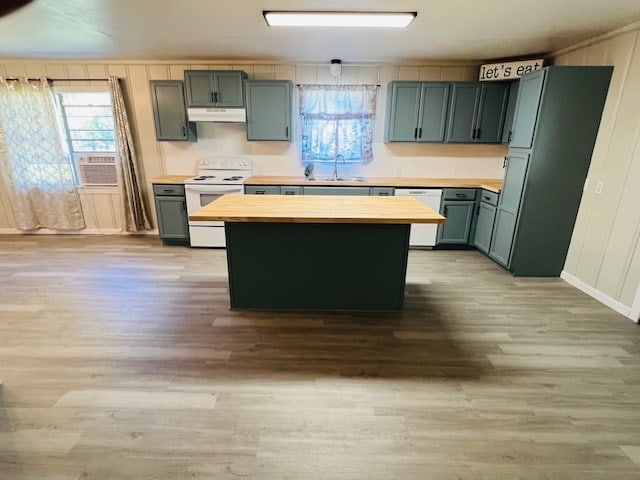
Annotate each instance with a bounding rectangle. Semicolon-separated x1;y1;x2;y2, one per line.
307;176;367;182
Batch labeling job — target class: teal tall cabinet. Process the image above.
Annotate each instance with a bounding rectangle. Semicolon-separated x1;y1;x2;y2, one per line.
488;66;613;276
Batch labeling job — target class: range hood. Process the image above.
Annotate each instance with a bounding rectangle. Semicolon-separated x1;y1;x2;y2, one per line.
187;107;246;123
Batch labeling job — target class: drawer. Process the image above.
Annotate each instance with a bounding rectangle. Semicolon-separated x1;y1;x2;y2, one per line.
280;186;303;195
153;184;185;196
370;187;395;196
245;185;281;195
443;188;477;201
479;189;499;206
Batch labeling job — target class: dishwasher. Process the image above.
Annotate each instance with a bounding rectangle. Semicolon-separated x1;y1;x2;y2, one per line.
395;189;443;247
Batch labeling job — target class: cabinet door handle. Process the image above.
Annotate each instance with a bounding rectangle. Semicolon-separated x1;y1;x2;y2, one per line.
455;193;466;198
414;127;418;139
503;156;508;168
213;91;219;103
472;128;477;139
483;195;491;201
285;126;289;137
211;92;215;103
476;128;481;139
162;189;173;193
507;130;512;142
418;127;422;139
182;126;187;136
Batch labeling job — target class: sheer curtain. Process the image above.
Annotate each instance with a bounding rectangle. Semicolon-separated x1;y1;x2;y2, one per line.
108;76;151;232
0;77;85;230
299;84;377;163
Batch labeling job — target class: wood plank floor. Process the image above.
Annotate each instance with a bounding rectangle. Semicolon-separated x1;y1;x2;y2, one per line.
0;235;639;480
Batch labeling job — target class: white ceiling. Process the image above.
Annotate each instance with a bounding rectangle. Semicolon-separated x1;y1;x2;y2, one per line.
0;0;639;63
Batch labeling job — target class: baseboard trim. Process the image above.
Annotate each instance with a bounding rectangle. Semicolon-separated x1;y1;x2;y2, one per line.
561;270;636;322
0;228;159;236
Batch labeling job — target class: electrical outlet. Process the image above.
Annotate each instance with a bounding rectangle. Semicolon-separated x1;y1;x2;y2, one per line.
596;181;604;195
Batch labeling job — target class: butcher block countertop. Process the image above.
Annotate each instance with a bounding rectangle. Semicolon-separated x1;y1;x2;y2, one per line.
151;175;193;184
189;194;446;224
244;176;503;193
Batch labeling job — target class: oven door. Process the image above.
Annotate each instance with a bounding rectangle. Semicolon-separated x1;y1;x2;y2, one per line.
185;184;244;226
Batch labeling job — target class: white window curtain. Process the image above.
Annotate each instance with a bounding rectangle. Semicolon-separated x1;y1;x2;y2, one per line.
108;77;151;232
0;77;85;231
299;84;377;163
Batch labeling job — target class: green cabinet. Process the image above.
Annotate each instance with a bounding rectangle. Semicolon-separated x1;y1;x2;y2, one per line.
153;184;189;246
245;80;292;141
385;82;450;142
437;189;477;245
244;185;281;195
489;151;529;265
473;190;499;254
280;186;302;195
303;186;370;196
501;81;519;144
150;81;196;142
509;71;545;149
184;70;248;108
445;82;509;143
488;66;613;276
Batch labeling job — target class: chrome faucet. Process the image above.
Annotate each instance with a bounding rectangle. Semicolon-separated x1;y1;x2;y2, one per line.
331;154;344;181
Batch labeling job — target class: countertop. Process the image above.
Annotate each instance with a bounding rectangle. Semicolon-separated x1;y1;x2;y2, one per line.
244;176;503;193
151;175;193;184
189;194;446;224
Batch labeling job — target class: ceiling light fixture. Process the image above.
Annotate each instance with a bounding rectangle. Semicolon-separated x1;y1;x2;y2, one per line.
329;59;342;76
263;11;417;28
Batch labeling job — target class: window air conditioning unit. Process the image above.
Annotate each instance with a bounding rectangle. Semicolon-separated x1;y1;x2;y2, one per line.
77;155;119;186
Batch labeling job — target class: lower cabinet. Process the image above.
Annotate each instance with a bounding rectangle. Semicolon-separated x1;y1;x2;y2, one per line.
473;190;499;253
437;189;477;245
303;186;370;196
153;184;190;246
244;185;281;195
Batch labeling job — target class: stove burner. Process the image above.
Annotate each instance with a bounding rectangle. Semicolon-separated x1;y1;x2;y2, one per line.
223;176;244;181
192;175;216;181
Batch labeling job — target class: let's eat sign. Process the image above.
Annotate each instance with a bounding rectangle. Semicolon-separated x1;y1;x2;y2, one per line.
479;59;544;81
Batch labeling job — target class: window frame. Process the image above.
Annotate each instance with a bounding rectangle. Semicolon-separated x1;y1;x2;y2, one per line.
52;85;118;188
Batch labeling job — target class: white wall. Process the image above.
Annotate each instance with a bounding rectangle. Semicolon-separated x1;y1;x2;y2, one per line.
554;22;640;321
0;60;507;232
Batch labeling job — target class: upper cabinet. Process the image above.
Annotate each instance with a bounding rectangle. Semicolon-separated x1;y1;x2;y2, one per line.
184;70;248;108
149;80;196;142
384;82;450;142
245;80;292;141
501;81;519;144
384;80;510;144
445;82;509;143
509;70;546;149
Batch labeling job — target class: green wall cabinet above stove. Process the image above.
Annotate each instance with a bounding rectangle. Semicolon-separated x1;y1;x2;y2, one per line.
245;80;292;141
184;70;248;108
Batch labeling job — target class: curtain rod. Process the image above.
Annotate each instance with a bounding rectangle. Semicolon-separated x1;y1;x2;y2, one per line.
296;83;380;87
2;77;110;82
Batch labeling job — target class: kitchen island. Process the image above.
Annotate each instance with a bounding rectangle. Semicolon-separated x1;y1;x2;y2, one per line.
189;195;445;312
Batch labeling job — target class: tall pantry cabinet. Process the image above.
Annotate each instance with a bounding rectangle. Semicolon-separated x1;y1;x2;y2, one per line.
489;66;613;276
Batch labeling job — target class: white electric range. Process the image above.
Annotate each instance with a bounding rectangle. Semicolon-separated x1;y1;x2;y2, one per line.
185;156;252;247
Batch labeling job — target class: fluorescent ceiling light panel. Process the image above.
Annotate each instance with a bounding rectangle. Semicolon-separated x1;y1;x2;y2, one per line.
263;11;417;28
